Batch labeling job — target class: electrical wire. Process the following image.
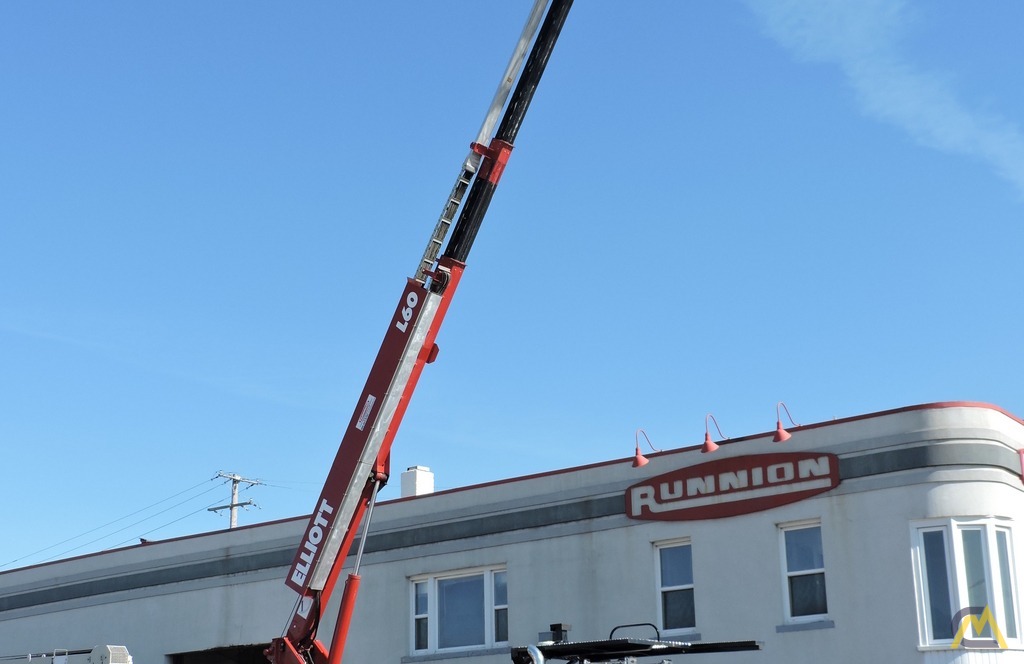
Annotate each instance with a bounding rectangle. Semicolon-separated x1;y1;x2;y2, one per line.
37;482;228;562
255;477;322;490
103;495;232;550
2;478;228;569
0;475;221;570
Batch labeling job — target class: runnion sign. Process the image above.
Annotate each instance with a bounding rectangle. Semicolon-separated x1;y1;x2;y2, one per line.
626;452;841;521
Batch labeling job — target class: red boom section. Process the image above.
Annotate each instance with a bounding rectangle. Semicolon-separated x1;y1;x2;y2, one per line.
283;276;431;597
267;258;466;664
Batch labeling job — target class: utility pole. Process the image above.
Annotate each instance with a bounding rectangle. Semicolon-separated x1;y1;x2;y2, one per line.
208;471;261;528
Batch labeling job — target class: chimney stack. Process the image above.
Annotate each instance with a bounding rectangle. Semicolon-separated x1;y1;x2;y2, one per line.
401;466;435;498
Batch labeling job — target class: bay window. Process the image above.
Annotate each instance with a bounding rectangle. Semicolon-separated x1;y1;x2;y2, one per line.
912;519;1018;647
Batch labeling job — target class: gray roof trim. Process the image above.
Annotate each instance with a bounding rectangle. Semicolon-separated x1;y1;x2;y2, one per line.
839;442;1019;479
0;549;292;612
2;441;1020;614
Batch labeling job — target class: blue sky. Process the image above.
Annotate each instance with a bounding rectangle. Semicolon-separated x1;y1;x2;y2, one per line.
2;1;1022;570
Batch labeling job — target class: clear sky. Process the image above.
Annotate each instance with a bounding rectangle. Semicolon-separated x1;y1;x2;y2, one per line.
2;1;1023;571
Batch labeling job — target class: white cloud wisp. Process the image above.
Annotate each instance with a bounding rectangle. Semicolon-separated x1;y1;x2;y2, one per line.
748;0;1024;195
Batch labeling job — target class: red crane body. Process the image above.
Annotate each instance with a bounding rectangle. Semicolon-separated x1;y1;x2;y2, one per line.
265;3;573;663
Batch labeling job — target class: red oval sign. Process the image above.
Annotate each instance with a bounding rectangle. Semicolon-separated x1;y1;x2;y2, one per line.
626;452;840;521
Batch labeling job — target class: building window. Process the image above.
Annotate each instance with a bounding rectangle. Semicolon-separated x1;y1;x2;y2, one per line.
912;519;1019;647
414;580;429;650
657;540;696;631
780;521;827;621
411;567;507;653
493;569;508;643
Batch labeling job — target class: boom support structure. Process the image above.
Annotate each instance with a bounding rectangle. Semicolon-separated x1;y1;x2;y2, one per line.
265;3;573;663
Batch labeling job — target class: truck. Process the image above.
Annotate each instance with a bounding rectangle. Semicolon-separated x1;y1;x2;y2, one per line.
264;3;759;664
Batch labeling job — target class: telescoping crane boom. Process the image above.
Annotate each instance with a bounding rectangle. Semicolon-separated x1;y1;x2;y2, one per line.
265;2;574;663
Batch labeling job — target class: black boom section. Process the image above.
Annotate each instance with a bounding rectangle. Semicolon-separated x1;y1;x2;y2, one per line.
443;0;574;265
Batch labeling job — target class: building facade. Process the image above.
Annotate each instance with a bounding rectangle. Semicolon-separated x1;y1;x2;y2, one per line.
2;402;1023;663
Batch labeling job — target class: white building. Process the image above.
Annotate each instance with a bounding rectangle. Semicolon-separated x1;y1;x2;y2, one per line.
2;401;1023;664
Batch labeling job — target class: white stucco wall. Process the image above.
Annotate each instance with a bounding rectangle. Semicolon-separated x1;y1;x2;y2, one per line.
2;403;1023;664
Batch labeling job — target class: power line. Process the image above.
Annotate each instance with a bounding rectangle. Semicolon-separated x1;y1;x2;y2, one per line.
40;481;228;563
105;496;233;550
13;480;225;567
257;478;322;487
0;475;222;570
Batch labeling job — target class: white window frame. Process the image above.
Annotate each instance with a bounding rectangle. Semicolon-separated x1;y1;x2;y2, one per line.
911;518;1020;649
655;538;697;634
779;519;828;624
409;566;508;654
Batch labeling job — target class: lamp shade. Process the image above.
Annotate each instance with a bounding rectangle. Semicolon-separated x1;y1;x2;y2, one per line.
632;428;657;468
702;414;725;453
774;402;799;443
632;444;650;467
